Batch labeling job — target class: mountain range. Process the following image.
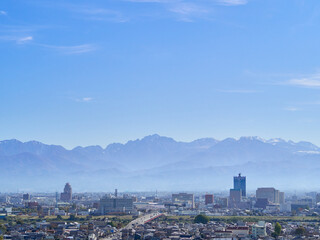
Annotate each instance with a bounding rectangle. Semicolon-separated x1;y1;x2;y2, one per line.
1;134;320;192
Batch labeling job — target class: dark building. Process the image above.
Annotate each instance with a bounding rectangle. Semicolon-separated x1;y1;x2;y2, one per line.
99;195;133;214
60;183;72;201
229;189;242;208
214;197;228;208
254;198;269;209
234;173;246;197
205;194;214;205
23;193;30;201
26;201;39;208
172;193;195;208
256;187;280;203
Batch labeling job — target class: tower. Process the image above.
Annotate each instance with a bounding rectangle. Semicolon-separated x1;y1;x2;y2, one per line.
55;192;58;207
234;173;246;197
60;183;72;201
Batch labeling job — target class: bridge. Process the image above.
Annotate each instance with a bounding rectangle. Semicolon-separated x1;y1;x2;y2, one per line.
124;212;164;229
103;212;164;239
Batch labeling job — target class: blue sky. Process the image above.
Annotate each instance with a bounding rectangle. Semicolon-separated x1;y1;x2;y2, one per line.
1;0;320;148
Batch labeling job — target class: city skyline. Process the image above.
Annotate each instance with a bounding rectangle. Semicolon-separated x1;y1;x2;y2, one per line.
2;0;320;148
0;176;312;196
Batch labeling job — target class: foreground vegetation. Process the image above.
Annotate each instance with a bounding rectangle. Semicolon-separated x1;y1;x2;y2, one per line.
0;214;134;229
161;215;320;224
2;214;320;229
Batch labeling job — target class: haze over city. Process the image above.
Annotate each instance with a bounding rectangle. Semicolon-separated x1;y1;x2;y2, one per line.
3;1;320;239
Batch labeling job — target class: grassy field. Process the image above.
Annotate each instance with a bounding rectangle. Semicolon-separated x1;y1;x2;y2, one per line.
2;214;320;226
0;214;134;226
2;215;132;220
163;215;320;223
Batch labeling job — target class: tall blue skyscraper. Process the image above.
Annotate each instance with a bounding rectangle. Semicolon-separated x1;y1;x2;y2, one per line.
234;173;246;197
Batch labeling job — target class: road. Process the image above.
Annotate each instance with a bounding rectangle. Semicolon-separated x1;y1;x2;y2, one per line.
124;212;164;230
102;212;164;240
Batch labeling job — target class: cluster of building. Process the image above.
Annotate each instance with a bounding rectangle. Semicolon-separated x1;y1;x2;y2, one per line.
118;218;320;240
121;221;266;239
0;219;118;240
167;174;320;216
2;214;320;240
3;179;320;239
98;190;134;215
2;179;320;218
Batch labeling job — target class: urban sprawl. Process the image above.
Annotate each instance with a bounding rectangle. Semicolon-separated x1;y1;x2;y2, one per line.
1;174;320;240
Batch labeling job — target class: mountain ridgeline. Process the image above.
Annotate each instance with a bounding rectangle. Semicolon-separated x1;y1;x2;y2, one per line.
1;135;319;192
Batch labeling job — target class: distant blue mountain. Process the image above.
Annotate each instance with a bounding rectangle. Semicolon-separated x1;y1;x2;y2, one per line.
0;134;319;192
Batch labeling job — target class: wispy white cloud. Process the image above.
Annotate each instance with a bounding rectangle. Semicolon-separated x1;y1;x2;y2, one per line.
74;97;94;103
0;24;49;35
0;33;95;54
123;0;211;21
0;35;33;44
37;2;128;23
124;0;172;2
0;10;7;15
169;3;207;15
126;0;248;5
83;97;93;102
286;74;320;88
0;29;95;54
81;97;93;102
169;2;209;22
39;44;97;55
123;0;247;22
73;6;128;22
215;0;248;6
17;36;33;44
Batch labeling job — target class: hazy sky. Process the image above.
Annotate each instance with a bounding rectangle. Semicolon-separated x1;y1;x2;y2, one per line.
1;0;320;148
